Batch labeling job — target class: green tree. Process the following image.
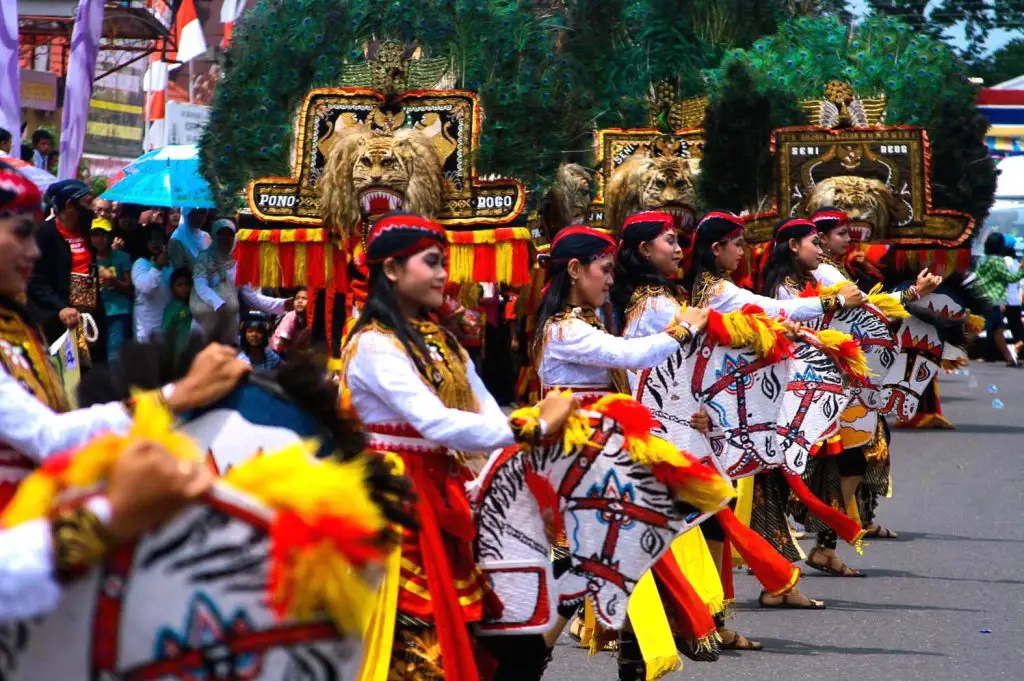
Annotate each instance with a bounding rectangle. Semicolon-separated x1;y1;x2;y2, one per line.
700;16;997;222
972;37;1024;85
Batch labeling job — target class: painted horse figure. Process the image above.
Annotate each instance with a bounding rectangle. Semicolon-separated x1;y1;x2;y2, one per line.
879;275;989;422
636;310;852;479
0;347;410;681
471;405;732;635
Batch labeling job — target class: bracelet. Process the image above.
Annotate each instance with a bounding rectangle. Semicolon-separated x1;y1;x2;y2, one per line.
665;321;694;346
821;295;843;314
51;505;114;584
900;286;920;304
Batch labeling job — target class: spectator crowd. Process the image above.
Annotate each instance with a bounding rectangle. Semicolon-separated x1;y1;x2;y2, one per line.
11;175;308;371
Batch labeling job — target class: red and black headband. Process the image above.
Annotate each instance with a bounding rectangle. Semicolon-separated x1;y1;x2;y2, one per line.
811;209;849;234
773;218;817;245
621;211;675;246
546;226;616;266
695;211;745;242
365;213;447;264
0;162;43;221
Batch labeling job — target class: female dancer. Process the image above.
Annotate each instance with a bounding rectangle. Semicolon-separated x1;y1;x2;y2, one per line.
533;223;709;679
615;213;826;654
341;213;573;681
810;209;941;555
677;212;867;646
535;225;707;401
684;211;865;318
752;217;838;603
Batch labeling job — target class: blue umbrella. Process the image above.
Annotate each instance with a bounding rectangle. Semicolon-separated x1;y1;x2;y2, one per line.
100;144;215;208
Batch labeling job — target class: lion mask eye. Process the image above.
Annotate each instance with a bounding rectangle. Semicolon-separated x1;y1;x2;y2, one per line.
381;157;396;168
359;157;372;167
654;179;666;190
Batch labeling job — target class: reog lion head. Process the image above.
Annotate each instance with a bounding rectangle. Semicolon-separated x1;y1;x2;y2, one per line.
604;155;697;235
319;129;443;239
801;175;911;241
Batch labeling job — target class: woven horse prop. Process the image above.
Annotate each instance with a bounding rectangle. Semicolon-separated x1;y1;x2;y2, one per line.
805;286;905;448
878;276;988;422
636;309;859;479
470;399;734;635
0;358;404;681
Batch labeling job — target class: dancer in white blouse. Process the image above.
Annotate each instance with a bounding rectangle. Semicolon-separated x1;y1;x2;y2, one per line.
342;212;574;681
534;225;707;404
683;211;866;319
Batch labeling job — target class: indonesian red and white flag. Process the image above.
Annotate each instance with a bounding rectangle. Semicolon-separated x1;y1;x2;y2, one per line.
143;60;169;150
220;0;246;48
171;0;207;67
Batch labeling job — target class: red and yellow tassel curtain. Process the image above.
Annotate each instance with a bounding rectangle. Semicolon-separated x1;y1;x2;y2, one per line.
234;227;533;290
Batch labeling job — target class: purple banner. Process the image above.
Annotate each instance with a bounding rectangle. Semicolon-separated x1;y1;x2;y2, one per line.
58;0;104;179
0;0;20;147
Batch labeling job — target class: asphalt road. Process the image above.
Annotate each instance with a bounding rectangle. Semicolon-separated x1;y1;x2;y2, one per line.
545;364;1024;681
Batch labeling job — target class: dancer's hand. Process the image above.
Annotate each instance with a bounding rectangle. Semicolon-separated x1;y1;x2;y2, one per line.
915;269;942;297
691;409;711;434
839;284;866;308
538;391;578;437
675;306;710;333
106;440;212;544
780;319;804;340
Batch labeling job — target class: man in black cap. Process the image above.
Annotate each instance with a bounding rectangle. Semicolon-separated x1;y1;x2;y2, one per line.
26;179;103;354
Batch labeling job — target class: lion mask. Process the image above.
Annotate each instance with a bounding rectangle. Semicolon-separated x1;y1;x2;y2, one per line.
319;128;443;239
604;155;698;235
801;175;911;241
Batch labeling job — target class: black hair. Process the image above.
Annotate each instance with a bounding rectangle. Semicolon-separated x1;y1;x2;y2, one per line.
682;232;726;300
170;267;191;285
610;233;682;327
31;129;53;145
760;218;817;297
533;268;572;350
983;231;1005;256
0;128;10;146
347;259;462;382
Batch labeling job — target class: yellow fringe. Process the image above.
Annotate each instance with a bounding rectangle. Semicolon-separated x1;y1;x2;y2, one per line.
510;390;594;453
671;529;726;615
866;284;908;321
355;545;401;681
966;313;985;337
814;328;873;379
448;243;474;283
591;397;735;513
629;571;683;680
718;309;787;359
495;240;514;284
729;476;754;566
2;392;201;528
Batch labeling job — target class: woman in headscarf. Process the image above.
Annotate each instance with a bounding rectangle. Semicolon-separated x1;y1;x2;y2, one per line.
190;219;291;344
167;207;211;271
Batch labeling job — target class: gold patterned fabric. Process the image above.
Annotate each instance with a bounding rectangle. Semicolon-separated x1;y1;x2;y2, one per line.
624;284;686;330
388;622;448;681
750;471;803;563
821;253;852;280
51;505;112;584
0;302;69;412
690;272;727;309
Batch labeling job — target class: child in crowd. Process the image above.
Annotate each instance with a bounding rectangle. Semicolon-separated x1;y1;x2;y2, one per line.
162;268;194;356
238;311;281;370
90;217;134;362
270;288;308;356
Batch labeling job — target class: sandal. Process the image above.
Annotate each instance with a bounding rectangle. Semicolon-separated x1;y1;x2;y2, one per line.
863;524;898;539
758;589;826;609
717;629;763;651
675;636;721;662
805;549;864;577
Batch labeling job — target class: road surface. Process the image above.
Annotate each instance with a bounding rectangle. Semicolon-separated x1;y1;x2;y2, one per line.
545;364;1023;681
